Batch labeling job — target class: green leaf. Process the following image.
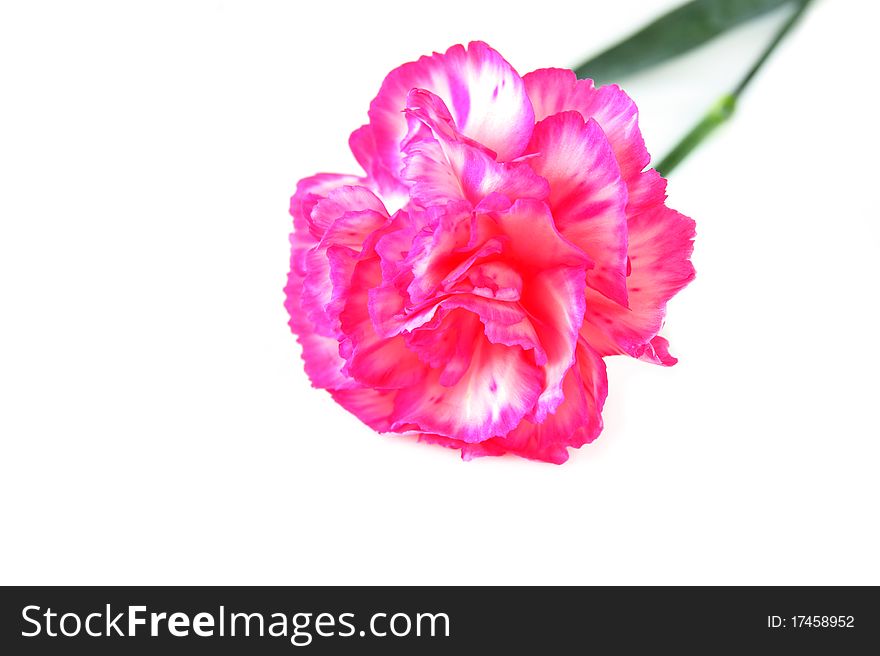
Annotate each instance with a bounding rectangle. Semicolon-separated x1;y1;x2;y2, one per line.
574;0;795;84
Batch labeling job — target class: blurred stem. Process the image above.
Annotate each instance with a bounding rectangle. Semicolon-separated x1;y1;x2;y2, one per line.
655;0;812;177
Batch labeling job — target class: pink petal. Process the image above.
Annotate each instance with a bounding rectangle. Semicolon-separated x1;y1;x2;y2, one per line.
403;309;479;386
490;198;592;271
310;185;388;240
404;88;495;155
527;111;629;306
385;292;545;368
463;260;523;301
478;199;593;414
404;202;506;304
289;173;363;233
300;207;390;338
296;331;356;391
522;68;648;188
285;242;354;392
519;265;587;421
401;93;548;209
391;333;544;443
345;332;428;389
438;294;545;366
642;335;677;366
366;281;411;339
349;124;407;200
374;211;419;283
364;41;535;189
330;387;398;432
286;176;371;379
300;246;338;337
284;240;313;336
627;167;668;217
339;258;426;389
465;340;607;463
581;204;696;364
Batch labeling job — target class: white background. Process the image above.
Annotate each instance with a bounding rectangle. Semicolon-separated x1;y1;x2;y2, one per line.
2;0;878;585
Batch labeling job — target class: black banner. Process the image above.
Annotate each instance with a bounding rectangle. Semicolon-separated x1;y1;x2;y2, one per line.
1;586;876;653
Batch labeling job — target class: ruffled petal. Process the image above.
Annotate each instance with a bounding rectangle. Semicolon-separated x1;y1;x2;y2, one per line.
406;217;507;305
519;265;587;421
401;92;548;209
527;111;629;306
581;204;695;364
296;331;355;390
365;41;535;189
285;242;354;392
472;199;593;416
464;340;607;463
490;197;592;271
289;173;363;233
403;308;479;387
309;185;388;240
330;387;398;432
286;176;372;388
284;239;312;336
391;332;544;443
439;294;545;366
301;205;390;338
300;246;339;337
349;124;406;201
339;258;426;388
522;68;648;187
626;167;667;217
381;291;545;368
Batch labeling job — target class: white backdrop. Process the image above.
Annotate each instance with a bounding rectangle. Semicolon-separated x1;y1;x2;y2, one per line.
2;0;878;585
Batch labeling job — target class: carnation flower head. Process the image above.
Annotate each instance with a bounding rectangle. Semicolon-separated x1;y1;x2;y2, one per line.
285;41;695;463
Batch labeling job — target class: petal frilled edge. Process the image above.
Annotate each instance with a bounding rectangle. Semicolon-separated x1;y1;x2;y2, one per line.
330;387;398;433
363;41;535;191
522;68;648;190
390;331;545;443
286;173;369;389
420;340;608;464
581;203;695;365
401;90;548;210
300;185;391;339
289;173;364;233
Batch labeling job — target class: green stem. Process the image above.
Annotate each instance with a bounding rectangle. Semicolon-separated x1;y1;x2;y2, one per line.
655;0;812;176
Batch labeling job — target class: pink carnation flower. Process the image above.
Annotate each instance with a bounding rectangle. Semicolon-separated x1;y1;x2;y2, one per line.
285;42;695;463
